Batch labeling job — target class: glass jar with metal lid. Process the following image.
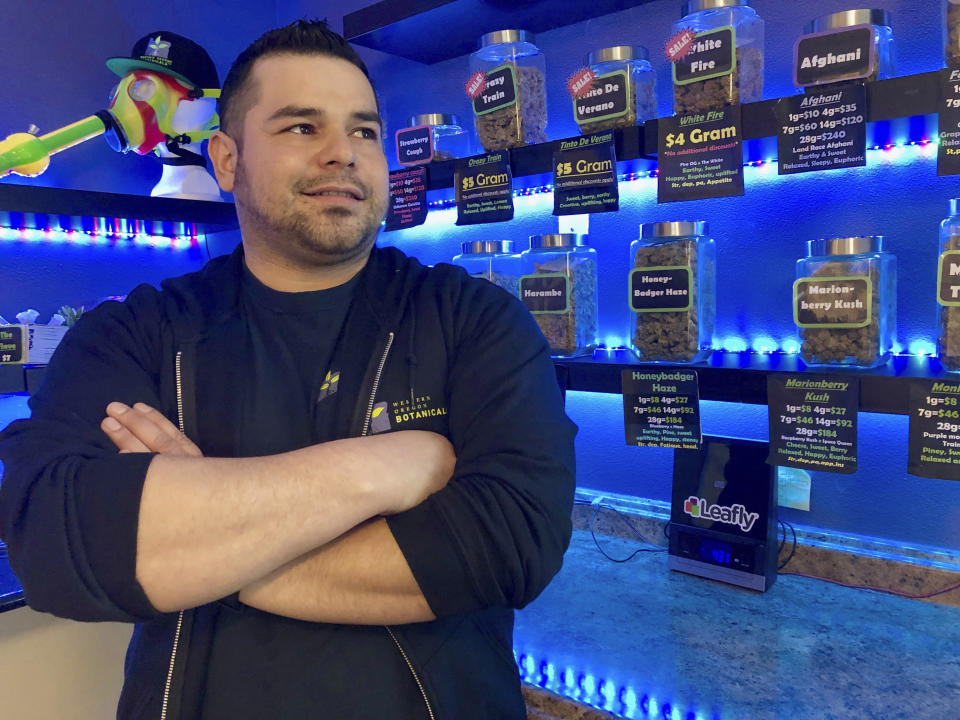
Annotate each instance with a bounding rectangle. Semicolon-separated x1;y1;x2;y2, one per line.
395;114;470;166
947;1;960;68
794;236;896;369
519;234;598;357
630;221;716;364
937;199;960;371
799;9;895;85
451;240;521;297
672;0;764;114
469;29;547;152
575;46;656;135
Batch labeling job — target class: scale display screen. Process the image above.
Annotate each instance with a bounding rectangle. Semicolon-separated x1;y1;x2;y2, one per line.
698;538;733;565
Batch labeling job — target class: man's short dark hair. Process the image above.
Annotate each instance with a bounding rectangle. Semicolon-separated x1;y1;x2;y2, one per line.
217;19;375;138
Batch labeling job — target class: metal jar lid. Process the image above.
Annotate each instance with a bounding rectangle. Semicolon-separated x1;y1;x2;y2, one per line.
480;30;534;48
682;0;752;17
408;113;461;128
805;9;891;34
640;221;709;239
806;236;884;256
460;240;515;255
586;45;650;65
949;198;960;216
529;233;589;249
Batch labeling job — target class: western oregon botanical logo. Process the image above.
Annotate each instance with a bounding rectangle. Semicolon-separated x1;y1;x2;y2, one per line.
683;495;759;533
369;402;392;434
146;35;172;59
316;369;340;402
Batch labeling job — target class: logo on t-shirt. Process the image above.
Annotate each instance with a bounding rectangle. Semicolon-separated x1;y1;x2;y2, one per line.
317;369;340;403
369;402;392;434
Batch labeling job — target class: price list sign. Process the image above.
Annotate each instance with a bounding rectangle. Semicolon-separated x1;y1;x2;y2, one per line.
776;83;866;175
657;104;744;203
767;375;859;474
0;326;24;364
384;167;427;232
938;68;960;176
552;131;619;215
455;151;514;226
622;369;702;450
908;379;960;480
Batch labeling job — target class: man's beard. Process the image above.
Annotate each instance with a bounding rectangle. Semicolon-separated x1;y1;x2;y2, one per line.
234;158;386;267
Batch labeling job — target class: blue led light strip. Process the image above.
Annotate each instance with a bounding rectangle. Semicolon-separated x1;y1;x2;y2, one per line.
0;225;199;250
513;645;713;720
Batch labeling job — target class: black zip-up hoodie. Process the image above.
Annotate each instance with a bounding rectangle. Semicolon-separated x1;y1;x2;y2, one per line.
0;244;577;719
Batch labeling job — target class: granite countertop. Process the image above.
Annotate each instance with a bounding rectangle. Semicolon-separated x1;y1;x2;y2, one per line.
515;530;960;720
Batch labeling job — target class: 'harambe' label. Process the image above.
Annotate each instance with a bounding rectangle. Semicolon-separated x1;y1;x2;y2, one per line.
520;274;568;313
673;27;735;85
794;277;871;328
472;65;518;116
630;267;691;312
794;26;875;87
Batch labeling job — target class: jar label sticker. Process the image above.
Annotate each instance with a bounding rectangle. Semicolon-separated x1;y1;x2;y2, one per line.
794;26;877;87
472;64;518;116
907;379;960;480
395;125;433;166
0;326;25;364
767;374;859;475
384;167;428;232
567;67;597;99
793;276;872;328
665;27;697;63
630;267;692;312
465;70;487;99
520;273;569;313
573;71;630;126
775;82;867;175
672;27;735;86
938;250;960;305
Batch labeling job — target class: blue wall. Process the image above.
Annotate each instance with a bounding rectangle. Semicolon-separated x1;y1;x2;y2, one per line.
1;0;958;551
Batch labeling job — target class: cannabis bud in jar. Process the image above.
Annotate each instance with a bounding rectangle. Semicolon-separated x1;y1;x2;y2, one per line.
630;221;715;364
670;0;764;114
451;240;522;298
519;234;598;357
795;9;896;87
574;46;657;135
937;199;960;371
794;236;896;369
395;114;470;167
469;30;548;152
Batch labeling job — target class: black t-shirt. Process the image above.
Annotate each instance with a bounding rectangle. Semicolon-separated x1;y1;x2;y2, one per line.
200;263;429;719
234;262;357;456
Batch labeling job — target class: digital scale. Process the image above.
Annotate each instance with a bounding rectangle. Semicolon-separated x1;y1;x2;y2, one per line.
668;436;779;591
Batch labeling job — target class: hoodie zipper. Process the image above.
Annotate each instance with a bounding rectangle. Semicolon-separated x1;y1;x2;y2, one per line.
360;333;436;720
361;332;394;436
160;350;187;720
